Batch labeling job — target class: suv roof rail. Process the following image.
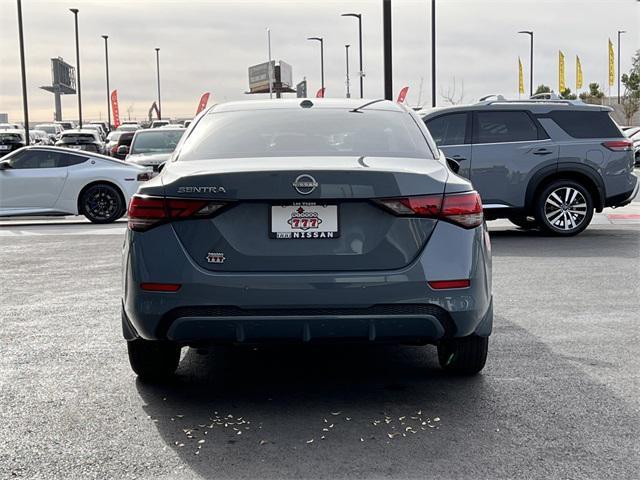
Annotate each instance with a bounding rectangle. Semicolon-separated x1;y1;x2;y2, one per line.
476;97;585;107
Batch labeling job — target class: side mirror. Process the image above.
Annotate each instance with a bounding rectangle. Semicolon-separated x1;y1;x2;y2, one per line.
0;161;11;171
157;161;167;173
117;145;129;155
446;157;460;174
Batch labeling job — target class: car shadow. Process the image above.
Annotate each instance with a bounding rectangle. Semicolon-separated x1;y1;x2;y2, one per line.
135;318;640;479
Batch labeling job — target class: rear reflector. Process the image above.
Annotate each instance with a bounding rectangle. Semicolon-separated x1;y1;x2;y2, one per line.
140;282;181;292
128;195;227;231
428;279;471;290
602;140;633;151
376;191;483;228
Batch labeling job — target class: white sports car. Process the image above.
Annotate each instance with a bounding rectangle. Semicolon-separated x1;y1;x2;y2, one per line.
0;146;153;223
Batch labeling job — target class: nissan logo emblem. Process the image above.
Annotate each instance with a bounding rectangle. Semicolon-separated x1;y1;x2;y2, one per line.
292;174;318;195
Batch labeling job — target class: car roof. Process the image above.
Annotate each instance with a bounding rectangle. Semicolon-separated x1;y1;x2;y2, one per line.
209;98;407;113
61;129;99;135
420;98;612;117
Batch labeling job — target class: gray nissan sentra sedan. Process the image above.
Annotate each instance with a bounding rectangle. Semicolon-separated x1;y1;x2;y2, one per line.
122;99;493;380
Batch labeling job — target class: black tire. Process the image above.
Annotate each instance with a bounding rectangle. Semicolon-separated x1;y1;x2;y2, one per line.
507;215;538;229
534;179;594;236
437;335;488;375
80;183;125;224
127;339;181;382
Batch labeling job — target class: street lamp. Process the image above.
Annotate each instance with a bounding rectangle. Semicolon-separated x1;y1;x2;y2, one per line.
345;44;351;98
101;35;111;130
155;48;161;119
307;37;324;94
341;13;363;98
518;30;534;97
70;8;82;128
431;0;436;107
618;30;626;103
16;0;29;145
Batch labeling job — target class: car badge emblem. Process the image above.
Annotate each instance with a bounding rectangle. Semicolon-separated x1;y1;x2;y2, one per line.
292;174;318;195
206;252;226;264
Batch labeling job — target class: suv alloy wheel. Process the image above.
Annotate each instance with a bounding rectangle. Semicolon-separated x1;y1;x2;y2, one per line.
535;179;594;236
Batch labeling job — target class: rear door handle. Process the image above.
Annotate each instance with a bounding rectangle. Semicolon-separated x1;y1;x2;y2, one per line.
533;148;552;155
451;155;467;161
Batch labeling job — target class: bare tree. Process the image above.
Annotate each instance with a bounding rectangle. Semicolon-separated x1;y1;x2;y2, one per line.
440;77;465;105
126;103;135;121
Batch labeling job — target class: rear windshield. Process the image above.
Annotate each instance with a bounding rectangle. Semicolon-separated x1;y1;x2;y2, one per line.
60;134;95;142
131;130;184;154
0;133;23;142
178;109;434;161
106;132;122;142
546;110;621;139
36;125;57;134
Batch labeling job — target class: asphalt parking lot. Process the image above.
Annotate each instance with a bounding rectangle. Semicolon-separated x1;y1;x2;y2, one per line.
1;198;639;479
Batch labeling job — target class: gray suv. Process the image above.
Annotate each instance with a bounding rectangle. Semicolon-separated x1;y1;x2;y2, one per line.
422;99;638;235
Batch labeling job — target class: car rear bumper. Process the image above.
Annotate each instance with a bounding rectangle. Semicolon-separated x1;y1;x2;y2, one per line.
122;221;493;345
606;174;638;208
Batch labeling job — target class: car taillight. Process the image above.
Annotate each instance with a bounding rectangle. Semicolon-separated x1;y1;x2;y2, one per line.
127;195;227;231
428;279;470;290
375;191;483;228
136;172;153;182
602;140;633;151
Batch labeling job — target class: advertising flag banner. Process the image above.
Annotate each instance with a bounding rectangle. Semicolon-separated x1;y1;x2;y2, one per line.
316;88;325;98
608;39;615;86
196;92;210;115
576;56;583;90
397;86;409;103
518;58;525;95
559;51;566;92
110;90;120;129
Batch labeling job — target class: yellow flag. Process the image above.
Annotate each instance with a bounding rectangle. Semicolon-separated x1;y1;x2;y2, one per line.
608;38;615;86
559;51;566;92
576;55;583;89
518;57;525;94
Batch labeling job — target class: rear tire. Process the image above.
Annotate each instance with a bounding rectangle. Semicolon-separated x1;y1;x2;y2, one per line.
80;183;125;224
127;339;181;382
534;179;594;236
437;335;488;375
507;215;538;229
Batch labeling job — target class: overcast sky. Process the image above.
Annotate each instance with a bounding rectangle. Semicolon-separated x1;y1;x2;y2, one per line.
0;0;638;123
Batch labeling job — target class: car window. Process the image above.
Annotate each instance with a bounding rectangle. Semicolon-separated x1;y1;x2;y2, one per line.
8;150;72;169
130;130;185;154
474;111;539;144
61;133;97;143
178;109;435;160
545;110;622;139
426;113;467;146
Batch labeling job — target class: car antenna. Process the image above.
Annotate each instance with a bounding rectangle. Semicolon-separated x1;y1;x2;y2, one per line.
349;98;386;113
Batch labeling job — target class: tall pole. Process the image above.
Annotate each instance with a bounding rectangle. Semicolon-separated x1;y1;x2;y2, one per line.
16;0;29;145
345;44;351;98
518;31;534;97
267;28;273;99
431;0;436;107
70;8;82;128
155;48;161;119
383;0;392;100
307;37;324;94
617;30;625;104
102;35;111;130
341;13;363;98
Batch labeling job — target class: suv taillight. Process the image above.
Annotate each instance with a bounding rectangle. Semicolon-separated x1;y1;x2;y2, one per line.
128;195;227;231
602;140;633;151
375;191;483;228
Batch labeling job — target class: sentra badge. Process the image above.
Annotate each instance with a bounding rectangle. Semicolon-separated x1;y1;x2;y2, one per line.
178;186;226;194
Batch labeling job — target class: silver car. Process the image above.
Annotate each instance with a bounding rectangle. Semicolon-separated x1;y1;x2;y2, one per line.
125;127;185;171
122;99;493;381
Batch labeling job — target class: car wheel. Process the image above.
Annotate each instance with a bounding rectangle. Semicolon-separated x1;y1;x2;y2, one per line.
535;180;594;236
127;339;181;382
507;215;538;229
81;184;124;224
437;335;488;375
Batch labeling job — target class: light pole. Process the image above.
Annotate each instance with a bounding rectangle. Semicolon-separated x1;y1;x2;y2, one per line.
518;30;534;97
267;28;273;99
70;8;82;127
345;44;351;98
16;0;29;144
431;0;436;107
383;0;392;100
155;48;161;119
307;37;324;94
102;35;111;130
341;13;363;98
617;30;626;103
